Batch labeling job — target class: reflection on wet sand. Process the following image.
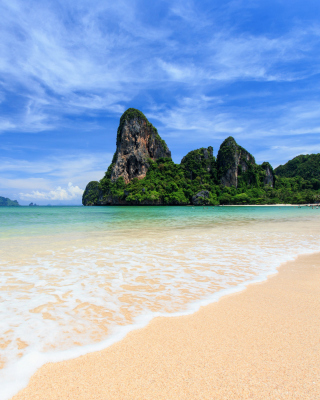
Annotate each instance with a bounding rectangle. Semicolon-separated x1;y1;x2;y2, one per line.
1;216;320;376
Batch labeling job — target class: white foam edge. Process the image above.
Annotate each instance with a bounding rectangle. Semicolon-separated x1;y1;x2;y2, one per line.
1;247;319;400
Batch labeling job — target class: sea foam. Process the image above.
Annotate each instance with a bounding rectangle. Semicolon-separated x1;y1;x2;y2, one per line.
0;208;319;399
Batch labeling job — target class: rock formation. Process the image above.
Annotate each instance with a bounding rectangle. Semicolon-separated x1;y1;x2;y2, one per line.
261;162;275;187
217;136;255;188
0;196;20;206
110;109;171;184
192;190;210;205
181;147;216;181
82;109;171;206
82;108;299;207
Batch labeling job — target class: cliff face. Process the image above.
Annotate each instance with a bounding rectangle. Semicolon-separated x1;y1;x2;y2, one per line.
111;109;171;184
82;109;171;206
261;162;275;187
217;137;255;188
82;109;289;207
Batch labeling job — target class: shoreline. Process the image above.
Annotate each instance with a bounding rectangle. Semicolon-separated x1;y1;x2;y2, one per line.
220;203;320;207
11;251;320;400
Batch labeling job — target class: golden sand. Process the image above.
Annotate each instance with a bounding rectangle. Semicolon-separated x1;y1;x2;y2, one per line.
12;253;320;400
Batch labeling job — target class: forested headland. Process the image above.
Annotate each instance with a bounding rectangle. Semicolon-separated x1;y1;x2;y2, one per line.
0;196;20;206
83;109;320;206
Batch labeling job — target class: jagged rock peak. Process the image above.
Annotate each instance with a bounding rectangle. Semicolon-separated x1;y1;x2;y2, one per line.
261;162;275;187
111;108;171;183
217;136;255;187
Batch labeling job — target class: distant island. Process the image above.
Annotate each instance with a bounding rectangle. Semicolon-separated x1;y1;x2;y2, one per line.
83;108;320;206
0;196;20;206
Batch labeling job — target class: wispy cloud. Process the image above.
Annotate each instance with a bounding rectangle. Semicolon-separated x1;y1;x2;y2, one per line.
256;143;320;168
0;152;112;203
149;97;320;142
0;0;319;134
19;182;83;201
1;0;320;200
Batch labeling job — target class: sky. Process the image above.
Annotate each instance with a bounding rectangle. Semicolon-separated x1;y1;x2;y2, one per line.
1;0;320;205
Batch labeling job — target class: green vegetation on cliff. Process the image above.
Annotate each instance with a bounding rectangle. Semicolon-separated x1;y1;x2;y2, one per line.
275;154;320;181
84;149;320;206
181;147;217;182
82;109;320;206
0;196;20;206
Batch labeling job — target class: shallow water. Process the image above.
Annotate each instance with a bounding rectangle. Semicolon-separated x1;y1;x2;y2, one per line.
0;206;320;399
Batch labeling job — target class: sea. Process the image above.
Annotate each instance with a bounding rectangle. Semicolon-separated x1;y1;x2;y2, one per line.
0;205;319;399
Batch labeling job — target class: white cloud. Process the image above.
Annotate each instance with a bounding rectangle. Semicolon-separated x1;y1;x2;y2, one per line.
0;0;319;134
0;152;111;203
255;144;320;168
0;177;52;190
148;96;320;145
0;152;111;179
20;182;83;201
158;28;320;84
0;119;16;132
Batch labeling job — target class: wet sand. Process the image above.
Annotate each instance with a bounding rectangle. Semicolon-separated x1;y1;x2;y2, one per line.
12;252;320;400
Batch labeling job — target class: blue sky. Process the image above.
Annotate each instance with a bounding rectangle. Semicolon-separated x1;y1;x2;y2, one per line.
1;0;320;204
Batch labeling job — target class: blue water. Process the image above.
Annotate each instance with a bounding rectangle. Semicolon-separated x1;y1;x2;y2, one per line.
0;205;319;400
0;205;315;238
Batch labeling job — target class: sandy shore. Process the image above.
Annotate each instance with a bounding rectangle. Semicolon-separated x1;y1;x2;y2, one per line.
221;204;320;207
12;252;320;400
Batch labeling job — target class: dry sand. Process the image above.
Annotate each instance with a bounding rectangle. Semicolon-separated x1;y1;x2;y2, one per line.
12;252;320;400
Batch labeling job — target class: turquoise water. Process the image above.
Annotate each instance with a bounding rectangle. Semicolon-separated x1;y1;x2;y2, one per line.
0;206;319;400
0;205;316;238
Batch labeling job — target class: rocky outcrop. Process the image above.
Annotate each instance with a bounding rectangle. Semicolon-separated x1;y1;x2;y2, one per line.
0;196;20;206
181;147;216;181
82;109;287;207
82;109;171;206
217;137;255;188
192;190;210;205
82;181;100;206
261;162;275;187
110;109;171;184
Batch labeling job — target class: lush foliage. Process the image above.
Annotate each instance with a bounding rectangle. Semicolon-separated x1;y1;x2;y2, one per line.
275;154;320;180
82;181;100;206
0;196;20;206
83;145;320;205
181;146;217;182
83;132;320;207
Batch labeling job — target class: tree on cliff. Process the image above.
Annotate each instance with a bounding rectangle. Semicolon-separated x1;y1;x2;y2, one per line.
82;109;320;206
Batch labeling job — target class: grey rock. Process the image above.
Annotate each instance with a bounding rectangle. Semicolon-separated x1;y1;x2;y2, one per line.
192;190;210;205
261;162;275;187
217;137;255;188
111;111;171;184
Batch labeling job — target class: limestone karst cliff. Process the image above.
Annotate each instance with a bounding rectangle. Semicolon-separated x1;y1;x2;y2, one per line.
82;108;312;206
217;137;256;188
111;109;171;184
261;162;275;188
216;137;275;189
83;109;172;205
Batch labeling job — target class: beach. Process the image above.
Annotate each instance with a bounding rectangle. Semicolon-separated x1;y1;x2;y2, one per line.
1;206;320;399
12;252;320;399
